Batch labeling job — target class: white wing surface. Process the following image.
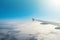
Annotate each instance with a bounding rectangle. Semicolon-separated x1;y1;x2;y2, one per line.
32;18;60;29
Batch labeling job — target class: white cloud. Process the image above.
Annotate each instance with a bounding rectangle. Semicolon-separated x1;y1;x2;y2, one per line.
0;21;60;40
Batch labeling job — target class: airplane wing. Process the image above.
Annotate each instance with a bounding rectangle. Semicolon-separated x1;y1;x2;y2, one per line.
32;18;60;29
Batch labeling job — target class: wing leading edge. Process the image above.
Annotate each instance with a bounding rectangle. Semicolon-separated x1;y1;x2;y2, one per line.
32;18;60;29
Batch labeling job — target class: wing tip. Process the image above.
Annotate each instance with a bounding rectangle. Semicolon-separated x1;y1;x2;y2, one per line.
32;18;35;21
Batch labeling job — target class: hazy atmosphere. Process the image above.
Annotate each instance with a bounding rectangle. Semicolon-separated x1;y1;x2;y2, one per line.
0;0;60;40
0;0;60;21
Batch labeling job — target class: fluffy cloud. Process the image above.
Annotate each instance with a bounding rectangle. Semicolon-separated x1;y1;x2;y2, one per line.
0;21;60;40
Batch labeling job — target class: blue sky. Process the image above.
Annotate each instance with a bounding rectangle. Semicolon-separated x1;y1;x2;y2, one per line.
0;0;60;21
0;0;38;20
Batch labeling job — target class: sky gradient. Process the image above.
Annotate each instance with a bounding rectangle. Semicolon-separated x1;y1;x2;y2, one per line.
0;0;60;21
0;0;38;20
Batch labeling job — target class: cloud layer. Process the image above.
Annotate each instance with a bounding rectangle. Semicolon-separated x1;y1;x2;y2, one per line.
0;21;60;40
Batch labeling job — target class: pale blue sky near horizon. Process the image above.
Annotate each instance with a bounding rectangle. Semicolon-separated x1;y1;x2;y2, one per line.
0;0;60;21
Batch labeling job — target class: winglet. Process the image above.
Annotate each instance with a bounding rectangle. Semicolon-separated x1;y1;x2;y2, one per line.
32;18;35;21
